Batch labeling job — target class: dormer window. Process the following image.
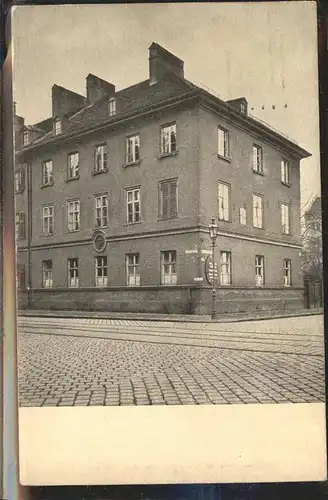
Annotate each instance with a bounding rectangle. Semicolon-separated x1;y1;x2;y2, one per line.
109;98;116;117
23;130;29;146
240;102;246;114
54;118;62;135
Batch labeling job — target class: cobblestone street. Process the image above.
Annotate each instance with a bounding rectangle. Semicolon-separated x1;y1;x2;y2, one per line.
18;315;325;407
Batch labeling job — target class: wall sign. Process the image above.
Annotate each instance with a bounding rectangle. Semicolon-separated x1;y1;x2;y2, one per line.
205;255;219;285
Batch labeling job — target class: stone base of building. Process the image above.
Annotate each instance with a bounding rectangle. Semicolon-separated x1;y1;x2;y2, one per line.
17;286;305;316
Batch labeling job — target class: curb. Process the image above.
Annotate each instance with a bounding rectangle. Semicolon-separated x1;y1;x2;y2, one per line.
18;309;323;324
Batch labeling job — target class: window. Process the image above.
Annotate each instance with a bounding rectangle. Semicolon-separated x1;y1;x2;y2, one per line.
15;169;25;193
281;159;290;184
126;188;141;224
255;255;264;286
23;130;29;146
218;127;230;158
161;251;177;285
283;259;291;286
67;200;80;232
68;258;79;288
42;205;54;235
220;251;231;285
42;160;53;186
54;118;62;135
253;194;263;228
240;102;246;114
253;144;263;173
159;179;177;219
109;98;116;117
281;203;290;234
95;195;108;228
218;183;230;221
95;256;108;287
94;144;108;172
126;254;140;286
239;207;247;225
68;152;79;179
15;212;25;240
17;264;26;290
42;260;53;288
160;123;176;155
126;135;140;164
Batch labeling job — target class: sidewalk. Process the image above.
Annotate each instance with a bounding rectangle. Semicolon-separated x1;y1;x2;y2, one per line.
19;307;323;323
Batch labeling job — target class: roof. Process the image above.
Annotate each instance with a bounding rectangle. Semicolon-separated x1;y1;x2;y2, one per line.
16;71;311;160
305;196;322;216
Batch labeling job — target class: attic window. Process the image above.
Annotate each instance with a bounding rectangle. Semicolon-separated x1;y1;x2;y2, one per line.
23;130;29;146
54;118;62;135
240;102;246;114
109;98;116;117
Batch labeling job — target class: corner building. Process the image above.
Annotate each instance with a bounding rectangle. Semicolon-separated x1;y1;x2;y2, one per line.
14;43;310;314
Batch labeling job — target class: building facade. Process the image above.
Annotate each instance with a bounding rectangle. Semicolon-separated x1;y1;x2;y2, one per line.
14;43;310;315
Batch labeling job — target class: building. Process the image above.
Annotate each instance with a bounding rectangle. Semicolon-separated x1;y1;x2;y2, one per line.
14;42;311;315
302;196;323;282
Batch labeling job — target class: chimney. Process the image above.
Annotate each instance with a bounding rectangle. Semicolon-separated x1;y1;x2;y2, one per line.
52;85;85;118
86;74;115;105
227;97;248;115
149;42;184;86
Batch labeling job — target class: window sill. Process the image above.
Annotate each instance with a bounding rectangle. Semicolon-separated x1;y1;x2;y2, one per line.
66;175;80;182
94;225;108;230
42;233;54;237
281;232;291;236
124;221;142;226
157;150;178;159
67;229;81;234
281;181;291;187
218;218;231;223
252;169;264;176
158;216;179;221
123;160;141;168
15;189;25;195
217;154;232;163
41;182;54;189
92;168;108;176
253;226;265;230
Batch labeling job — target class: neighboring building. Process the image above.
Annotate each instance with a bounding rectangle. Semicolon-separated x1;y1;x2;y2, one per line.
302;196;323;282
14;43;311;314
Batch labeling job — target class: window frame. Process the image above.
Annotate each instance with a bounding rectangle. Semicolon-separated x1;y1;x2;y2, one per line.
160;123;177;156
255;255;265;286
94;194;108;229
95;255;108;287
42;260;53;288
126;187;141;224
67;199;81;232
158;178;178;220
281;202;291;234
217;127;230;159
126;253;140;286
217;182;230;222
161;250;177;285
42;204;54;236
239;207;247;225
281;159;290;185
15;169;25;193
17;263;26;290
54;118;62;135
125;134;140;165
41;159;53;186
219;251;232;286
253;194;264;229
67;152;80;180
23;129;29;146
68;258;79;288
283;258;292;286
94;144;108;173
252;144;263;174
109;98;116;117
15;212;26;240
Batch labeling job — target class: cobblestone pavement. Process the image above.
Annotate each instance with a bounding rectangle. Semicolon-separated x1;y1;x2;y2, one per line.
18;315;325;407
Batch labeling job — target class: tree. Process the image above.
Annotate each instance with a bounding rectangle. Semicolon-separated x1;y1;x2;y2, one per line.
301;196;323;281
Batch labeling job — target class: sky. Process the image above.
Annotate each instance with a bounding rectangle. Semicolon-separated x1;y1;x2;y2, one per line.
11;2;320;211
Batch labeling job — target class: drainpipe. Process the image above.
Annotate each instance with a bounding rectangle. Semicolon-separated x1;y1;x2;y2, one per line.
27;160;32;309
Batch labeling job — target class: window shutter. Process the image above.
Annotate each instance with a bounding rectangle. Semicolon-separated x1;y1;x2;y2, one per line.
170;181;177;217
161;182;169;218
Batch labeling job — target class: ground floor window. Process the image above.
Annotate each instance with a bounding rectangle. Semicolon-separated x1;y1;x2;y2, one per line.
42;260;53;288
95;256;108;287
161;251;177;285
17;264;26;290
220;251;231;285
283;259;291;286
68;258;79;287
255;255;264;286
126;253;140;286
